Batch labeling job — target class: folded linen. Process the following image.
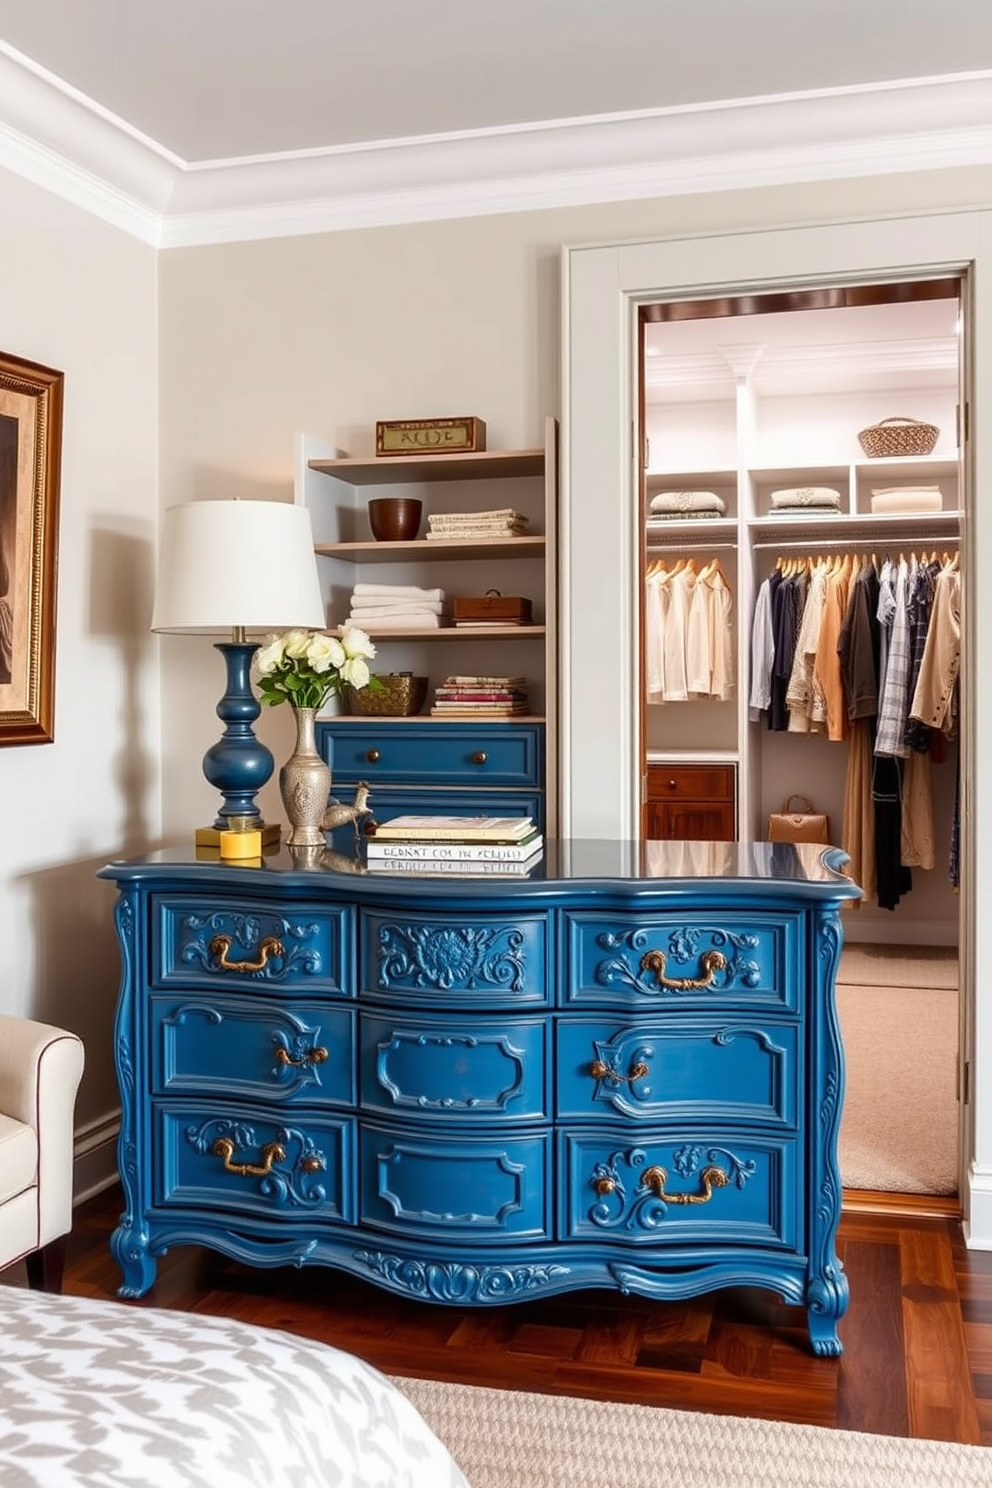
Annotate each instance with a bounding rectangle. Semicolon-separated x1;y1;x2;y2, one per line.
769;487;842;509
649;490;726;514
348;601;446;618
870;487;943;514
352;583;445;601
346;612;446;629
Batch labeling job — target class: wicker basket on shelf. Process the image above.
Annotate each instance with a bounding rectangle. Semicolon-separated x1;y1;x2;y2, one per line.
857;416;939;458
345;674;428;717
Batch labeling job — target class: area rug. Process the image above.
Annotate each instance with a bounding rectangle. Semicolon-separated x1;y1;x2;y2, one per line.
391;1377;992;1488
836;941;959;1195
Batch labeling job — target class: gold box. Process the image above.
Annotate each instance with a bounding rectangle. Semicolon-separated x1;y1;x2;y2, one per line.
375;417;487;456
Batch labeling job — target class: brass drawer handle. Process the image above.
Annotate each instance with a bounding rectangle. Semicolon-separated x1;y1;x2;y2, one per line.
641;1163;728;1205
471;751;488;765
275;1045;329;1068
590;1059;649;1085
209;934;284;974
212;1136;285;1177
638;947;726;990
366;749;381;763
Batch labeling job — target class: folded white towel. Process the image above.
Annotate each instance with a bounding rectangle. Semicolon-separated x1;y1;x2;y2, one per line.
346;612;446;629
349;601;446;618
352;583;445;601
649;490;726;514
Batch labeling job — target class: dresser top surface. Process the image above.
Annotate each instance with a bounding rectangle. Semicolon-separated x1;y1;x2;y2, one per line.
99;839;861;905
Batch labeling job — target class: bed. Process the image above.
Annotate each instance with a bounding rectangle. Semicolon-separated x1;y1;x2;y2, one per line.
0;1287;470;1487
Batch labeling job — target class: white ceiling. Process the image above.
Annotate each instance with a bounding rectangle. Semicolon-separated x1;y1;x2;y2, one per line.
0;1;991;246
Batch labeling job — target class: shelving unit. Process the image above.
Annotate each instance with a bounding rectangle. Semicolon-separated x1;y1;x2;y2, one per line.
294;417;559;836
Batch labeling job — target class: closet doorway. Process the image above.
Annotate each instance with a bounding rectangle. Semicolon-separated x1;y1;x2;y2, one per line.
636;276;964;1204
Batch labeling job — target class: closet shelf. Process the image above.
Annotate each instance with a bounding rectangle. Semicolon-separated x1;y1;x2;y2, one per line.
749;511;960;544
308;449;545;483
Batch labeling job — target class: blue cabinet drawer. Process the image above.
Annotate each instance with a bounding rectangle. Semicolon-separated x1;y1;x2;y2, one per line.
560;1131;799;1249
318;721;544;787
361;1011;550;1122
151;995;355;1106
152;895;353;997
361;908;550;1008
561;912;801;1012
360;1121;551;1240
556;1017;799;1127
157;1102;355;1223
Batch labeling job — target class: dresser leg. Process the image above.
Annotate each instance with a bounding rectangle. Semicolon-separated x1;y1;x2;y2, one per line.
110;1219;158;1298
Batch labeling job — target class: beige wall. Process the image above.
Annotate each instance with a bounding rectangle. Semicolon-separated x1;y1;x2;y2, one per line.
0;166;159;1186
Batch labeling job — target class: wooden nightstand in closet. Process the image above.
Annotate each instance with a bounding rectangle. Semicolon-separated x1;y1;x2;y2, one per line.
645;763;737;841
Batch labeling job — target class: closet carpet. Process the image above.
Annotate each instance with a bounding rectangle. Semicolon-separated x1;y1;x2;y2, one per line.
837;942;958;1196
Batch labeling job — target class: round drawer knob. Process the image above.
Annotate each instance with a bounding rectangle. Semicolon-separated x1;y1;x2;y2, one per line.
366;749;381;763
471;751;488;765
668;779;677;789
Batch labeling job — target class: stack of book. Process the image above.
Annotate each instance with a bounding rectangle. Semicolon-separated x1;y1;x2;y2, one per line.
426;508;530;541
365;815;543;875
430;675;530;717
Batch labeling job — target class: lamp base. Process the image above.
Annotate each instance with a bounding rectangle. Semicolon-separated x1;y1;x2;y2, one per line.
195;821;283;849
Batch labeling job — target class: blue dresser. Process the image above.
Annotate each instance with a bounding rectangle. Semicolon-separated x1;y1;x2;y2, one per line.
99;838;861;1355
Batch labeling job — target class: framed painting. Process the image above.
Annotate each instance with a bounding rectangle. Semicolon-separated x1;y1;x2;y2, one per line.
0;350;63;745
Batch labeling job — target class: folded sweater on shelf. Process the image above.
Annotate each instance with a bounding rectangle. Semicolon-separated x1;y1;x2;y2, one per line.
768;486;842;509
870;486;943;513
649;489;726;514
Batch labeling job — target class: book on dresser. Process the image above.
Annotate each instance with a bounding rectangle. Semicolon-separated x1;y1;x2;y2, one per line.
365;848;544;876
370;813;536;843
366;832;543;863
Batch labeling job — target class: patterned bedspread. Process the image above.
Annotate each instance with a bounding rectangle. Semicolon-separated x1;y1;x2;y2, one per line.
0;1288;470;1488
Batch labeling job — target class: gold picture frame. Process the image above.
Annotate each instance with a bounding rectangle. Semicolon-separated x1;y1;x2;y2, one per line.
0;350;64;745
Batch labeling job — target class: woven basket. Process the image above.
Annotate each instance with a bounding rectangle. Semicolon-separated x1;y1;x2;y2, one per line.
858;416;939;458
346;674;428;717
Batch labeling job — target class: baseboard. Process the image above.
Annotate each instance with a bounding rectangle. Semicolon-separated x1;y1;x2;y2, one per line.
72;1108;120;1205
963;1162;992;1249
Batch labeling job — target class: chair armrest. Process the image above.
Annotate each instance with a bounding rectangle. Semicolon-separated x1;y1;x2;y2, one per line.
0;1015;85;1130
0;1015;85;1246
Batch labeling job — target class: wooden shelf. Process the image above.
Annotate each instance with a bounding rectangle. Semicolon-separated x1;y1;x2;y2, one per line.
336;625;547;641
316;536;545;563
309;449;545;484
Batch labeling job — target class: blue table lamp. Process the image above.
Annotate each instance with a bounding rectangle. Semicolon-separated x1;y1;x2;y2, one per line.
151;498;326;845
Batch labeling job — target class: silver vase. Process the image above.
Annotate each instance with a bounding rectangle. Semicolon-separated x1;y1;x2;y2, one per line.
279;706;331;846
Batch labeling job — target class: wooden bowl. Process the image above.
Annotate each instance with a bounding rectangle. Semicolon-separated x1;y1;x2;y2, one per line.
368;497;423;542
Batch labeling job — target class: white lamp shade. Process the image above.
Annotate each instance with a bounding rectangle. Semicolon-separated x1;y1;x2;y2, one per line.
151;499;326;634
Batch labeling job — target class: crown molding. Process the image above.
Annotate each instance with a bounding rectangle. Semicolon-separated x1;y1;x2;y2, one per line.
1;44;991;249
646;336;959;391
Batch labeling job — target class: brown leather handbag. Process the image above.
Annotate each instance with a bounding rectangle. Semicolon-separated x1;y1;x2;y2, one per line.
767;794;831;845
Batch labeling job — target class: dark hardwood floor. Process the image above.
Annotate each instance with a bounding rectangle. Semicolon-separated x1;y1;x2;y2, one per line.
9;1184;992;1448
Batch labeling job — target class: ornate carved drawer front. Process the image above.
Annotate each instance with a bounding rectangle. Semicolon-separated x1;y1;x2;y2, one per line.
561;912;801;1012
560;1131;799;1249
360;909;550;1009
359;1123;551;1240
151;996;355;1106
555;1017;799;1127
152;896;353;997
156;1102;355;1223
319;721;544;787
361;1012;550;1122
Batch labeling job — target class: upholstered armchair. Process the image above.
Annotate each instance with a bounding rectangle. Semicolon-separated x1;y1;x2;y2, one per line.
0;1014;84;1291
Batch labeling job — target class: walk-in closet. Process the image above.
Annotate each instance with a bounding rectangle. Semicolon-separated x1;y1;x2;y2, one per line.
637;278;964;1201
